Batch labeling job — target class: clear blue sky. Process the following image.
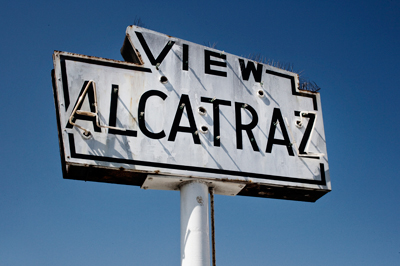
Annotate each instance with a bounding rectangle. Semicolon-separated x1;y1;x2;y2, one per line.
1;0;399;265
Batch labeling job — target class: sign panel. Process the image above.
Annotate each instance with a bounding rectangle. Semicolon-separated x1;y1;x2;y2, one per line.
52;26;330;201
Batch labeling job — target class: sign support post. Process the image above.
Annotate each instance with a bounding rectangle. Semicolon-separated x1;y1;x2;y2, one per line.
180;181;211;266
52;25;331;266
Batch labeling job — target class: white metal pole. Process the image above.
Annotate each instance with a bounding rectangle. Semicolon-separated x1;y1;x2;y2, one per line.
180;181;210;266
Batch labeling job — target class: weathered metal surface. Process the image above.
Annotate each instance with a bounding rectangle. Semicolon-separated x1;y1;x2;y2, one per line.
52;26;330;202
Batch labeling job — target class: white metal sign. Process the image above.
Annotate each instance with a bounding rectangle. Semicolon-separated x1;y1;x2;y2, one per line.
52;26;330;201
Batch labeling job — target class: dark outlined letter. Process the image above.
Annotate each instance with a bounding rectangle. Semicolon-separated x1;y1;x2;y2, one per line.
138;90;168;139
235;102;259;151
266;108;294;156
168;94;201;144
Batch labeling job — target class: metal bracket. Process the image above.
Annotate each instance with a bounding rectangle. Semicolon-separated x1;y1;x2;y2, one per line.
141;175;245;196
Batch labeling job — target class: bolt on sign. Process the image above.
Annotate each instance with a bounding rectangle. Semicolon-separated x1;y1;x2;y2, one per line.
52;26;331;202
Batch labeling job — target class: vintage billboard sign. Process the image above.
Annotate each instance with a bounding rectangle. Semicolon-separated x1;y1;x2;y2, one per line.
52;26;330;202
